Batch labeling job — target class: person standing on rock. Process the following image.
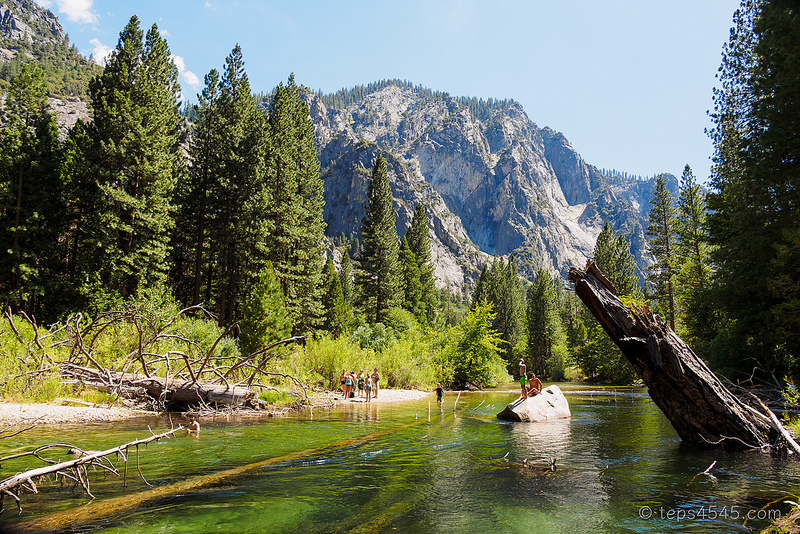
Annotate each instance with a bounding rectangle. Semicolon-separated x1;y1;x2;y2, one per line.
518;359;528;399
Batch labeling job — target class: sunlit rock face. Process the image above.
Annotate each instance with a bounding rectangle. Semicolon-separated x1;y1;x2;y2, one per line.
308;84;673;294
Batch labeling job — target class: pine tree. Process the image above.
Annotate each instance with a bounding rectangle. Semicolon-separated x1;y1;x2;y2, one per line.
178;68;223;307
238;262;291;358
594;222;641;298
0;62;64;318
265;74;326;335
579;222;638;382
674;165;714;347
526;268;566;378
645;174;677;330
470;257;525;367
708;0;800;373
321;256;350;337
399;236;423;316
81;16;183;301
357;153;401;323
213;45;269;325
406;203;437;325
340;249;354;307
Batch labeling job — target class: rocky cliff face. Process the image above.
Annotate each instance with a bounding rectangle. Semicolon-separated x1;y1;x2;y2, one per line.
0;0;63;44
309;83;674;294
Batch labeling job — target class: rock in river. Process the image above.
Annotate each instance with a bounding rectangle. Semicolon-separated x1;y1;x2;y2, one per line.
496;385;571;422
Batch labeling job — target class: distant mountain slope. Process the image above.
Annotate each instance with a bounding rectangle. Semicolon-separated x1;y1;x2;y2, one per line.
0;0;100;97
309;81;676;294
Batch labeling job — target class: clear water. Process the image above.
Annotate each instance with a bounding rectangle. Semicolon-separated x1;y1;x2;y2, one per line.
1;384;799;533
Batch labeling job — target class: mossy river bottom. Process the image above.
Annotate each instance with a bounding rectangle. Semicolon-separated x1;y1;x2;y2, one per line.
2;384;799;533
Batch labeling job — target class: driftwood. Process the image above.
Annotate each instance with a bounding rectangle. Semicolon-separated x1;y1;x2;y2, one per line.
4;305;308;412
0;426;183;512
61;364;257;409
569;261;798;451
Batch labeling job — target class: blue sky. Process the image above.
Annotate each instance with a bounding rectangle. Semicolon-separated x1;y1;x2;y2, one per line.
38;0;742;182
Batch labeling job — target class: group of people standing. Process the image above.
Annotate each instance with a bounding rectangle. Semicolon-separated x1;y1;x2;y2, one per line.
518;359;542;399
340;368;380;402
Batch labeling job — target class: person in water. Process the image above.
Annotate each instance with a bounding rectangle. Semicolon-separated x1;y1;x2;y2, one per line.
436;383;444;402
187;415;200;433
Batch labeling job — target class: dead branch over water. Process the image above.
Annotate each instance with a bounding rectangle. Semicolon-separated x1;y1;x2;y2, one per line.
0;425;183;513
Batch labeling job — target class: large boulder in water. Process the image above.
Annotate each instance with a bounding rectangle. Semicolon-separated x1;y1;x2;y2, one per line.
496;385;571;422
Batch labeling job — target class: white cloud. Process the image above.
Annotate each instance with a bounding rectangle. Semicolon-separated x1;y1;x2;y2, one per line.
170;54;201;92
89;38;111;66
39;0;99;24
160;29;170;37
204;1;214;9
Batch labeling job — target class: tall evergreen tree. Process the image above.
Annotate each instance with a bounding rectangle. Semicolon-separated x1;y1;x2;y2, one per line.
406;203;437;324
470;257;525;366
0;63;64;318
526;268;566;379
399;236;423;316
357;153;401;323
594;222;641;298
645;174;677;330
175;67;223;307
321;256;350;337
213;45;270;325
578;222;639;382
674;165;715;347
80;16;183;301
238;262;291;358
340;249;354;307
708;0;800;374
265;74;326;335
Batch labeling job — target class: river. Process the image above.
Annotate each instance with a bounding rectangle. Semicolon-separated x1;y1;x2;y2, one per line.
1;384;798;533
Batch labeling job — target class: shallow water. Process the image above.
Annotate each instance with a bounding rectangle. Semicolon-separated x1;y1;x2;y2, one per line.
1;384;798;533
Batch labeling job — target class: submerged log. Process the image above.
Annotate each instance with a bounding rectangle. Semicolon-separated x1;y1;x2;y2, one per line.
568;261;792;450
62;364;256;408
497;385;571;422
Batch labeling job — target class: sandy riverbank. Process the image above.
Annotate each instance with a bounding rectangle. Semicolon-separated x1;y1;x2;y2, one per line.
323;388;431;404
0;389;432;426
0;401;146;425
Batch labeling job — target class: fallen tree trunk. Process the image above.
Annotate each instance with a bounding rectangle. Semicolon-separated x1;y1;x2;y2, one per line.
569;261;796;451
61;364;256;409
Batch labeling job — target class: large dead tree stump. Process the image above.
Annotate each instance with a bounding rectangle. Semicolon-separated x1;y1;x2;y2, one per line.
569;261;788;450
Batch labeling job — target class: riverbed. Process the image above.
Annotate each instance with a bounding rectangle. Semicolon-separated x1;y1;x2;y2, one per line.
1;384;798;533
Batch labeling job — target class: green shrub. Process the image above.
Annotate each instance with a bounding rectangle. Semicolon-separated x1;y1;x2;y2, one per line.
258;389;291;405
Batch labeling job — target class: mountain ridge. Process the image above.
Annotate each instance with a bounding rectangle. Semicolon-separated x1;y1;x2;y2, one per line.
308;81;675;294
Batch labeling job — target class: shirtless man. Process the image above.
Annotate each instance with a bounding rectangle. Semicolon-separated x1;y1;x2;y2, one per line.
527;373;543;397
187;415;200;433
518;359;528;399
